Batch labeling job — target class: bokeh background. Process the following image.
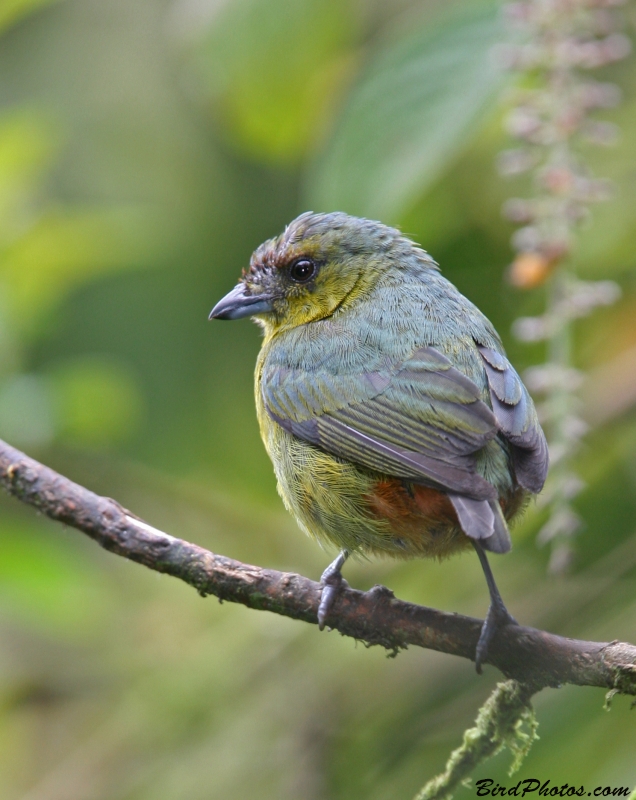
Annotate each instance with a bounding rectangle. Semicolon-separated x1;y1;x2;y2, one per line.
1;0;635;797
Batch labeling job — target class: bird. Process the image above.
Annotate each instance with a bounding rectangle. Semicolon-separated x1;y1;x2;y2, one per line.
209;211;548;672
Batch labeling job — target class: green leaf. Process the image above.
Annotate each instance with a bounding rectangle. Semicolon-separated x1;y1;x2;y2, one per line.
306;4;506;222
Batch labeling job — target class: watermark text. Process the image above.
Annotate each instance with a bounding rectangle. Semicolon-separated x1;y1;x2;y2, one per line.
475;780;631;798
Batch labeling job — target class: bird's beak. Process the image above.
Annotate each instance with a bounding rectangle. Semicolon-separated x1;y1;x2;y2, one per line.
209;283;274;321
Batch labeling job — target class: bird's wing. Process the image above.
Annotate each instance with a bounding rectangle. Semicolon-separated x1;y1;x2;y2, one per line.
262;345;500;502
476;345;549;494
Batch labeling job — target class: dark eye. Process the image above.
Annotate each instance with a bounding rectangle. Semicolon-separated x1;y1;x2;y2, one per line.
289;258;316;283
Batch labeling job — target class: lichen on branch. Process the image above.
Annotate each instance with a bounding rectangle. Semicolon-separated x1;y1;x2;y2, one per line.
413;680;538;800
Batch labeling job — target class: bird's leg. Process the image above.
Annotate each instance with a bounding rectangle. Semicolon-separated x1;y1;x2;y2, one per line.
317;550;349;630
473;541;517;674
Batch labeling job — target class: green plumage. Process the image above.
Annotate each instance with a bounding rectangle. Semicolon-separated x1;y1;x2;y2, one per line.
212;211;548;562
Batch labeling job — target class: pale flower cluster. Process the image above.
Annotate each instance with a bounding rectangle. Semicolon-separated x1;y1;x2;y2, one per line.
497;0;630;572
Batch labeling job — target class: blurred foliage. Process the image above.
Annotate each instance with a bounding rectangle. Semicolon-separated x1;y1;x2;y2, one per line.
0;0;60;33
308;1;507;221
0;0;635;798
49;356;143;447
192;0;359;164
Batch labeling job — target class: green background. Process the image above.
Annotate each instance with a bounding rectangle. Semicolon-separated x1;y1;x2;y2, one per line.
1;0;635;797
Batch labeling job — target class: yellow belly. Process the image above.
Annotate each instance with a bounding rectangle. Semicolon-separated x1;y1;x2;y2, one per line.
253;341;527;560
256;363;468;559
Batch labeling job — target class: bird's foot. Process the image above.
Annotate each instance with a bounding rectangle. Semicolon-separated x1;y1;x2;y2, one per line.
318;552;349;630
475;600;517;674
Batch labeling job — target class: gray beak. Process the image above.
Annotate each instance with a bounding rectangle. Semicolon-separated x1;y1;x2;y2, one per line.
209;283;274;321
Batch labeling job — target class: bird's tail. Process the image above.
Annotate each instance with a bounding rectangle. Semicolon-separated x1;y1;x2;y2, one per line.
448;495;511;554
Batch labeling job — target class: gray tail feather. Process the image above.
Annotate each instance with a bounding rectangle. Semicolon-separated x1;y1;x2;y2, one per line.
484;500;512;553
448;495;512;554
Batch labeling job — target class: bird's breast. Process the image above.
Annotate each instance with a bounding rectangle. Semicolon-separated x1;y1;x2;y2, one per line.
255;356;470;558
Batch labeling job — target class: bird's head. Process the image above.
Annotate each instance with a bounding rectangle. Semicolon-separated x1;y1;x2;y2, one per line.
209;211;436;337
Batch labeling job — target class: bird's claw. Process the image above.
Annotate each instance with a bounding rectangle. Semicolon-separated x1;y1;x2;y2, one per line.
318;554;349;630
475;601;517;674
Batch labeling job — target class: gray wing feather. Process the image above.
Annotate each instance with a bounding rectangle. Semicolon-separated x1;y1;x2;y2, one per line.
269;410;497;500
263;343;539;544
477;345;549;494
264;345;500;500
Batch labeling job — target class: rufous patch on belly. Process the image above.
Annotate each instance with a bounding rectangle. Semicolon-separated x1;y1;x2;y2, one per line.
367;479;454;524
364;478;468;558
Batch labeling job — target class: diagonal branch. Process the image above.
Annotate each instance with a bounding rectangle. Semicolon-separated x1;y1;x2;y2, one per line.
1;437;635;695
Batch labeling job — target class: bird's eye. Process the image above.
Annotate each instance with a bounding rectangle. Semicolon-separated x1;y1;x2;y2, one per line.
289;258;316;283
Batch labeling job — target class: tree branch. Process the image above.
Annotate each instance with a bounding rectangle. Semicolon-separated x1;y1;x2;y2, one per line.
1;438;635;695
